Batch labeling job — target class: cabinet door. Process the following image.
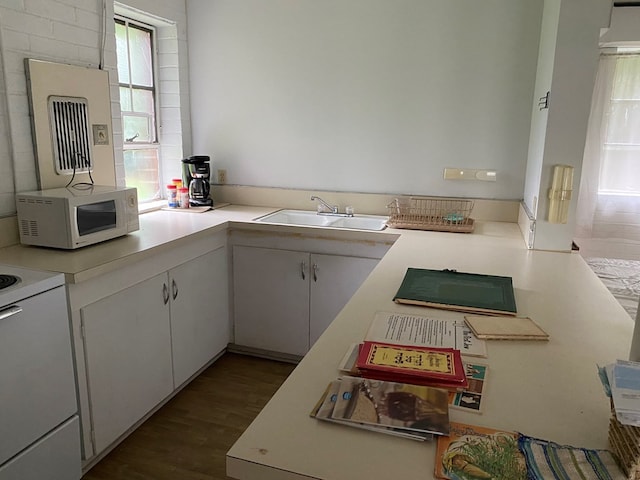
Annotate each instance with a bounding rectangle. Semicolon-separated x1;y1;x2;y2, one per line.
170;246;229;387
233;246;309;356
309;254;379;347
81;273;173;455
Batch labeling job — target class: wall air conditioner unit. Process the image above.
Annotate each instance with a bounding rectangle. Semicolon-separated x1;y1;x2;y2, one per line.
48;96;93;175
25;59;116;189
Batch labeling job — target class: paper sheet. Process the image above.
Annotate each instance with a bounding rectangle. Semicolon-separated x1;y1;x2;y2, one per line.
364;311;487;358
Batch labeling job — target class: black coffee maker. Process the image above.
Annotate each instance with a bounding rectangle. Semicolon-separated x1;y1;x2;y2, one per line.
181;155;213;207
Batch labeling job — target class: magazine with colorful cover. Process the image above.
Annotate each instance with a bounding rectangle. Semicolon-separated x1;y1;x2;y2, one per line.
331;375;450;436
435;422;526;480
448;363;488;413
310;380;432;441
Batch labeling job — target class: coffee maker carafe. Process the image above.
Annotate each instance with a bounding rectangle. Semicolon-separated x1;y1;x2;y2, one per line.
181;155;213;207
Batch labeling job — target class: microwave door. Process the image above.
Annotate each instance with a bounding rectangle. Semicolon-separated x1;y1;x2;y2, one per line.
76;200;117;237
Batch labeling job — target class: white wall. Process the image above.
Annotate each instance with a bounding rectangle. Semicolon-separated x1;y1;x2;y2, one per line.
527;0;611;251
523;0;560;220
187;0;543;200
600;6;640;46
0;0;190;216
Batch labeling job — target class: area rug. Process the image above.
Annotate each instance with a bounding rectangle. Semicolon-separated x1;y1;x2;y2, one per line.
585;257;640;320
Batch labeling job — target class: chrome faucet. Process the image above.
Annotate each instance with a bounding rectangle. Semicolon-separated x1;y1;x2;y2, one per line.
310;195;354;217
311;195;338;214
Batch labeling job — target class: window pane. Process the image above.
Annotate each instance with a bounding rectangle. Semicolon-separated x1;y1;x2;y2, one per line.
132;88;154;115
600;146;640;193
606;101;640;144
123;149;160;202
128;26;153;87
115;22;130;84
119;87;132;112
613;57;640;100
123;114;152;143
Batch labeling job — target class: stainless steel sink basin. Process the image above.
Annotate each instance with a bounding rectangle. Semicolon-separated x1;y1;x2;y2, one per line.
255;210;388;231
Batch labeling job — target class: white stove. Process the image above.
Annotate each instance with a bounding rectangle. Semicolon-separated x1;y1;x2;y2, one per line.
0;265;64;307
0;264;81;480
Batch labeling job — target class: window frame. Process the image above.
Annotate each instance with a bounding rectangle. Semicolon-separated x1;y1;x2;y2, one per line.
115;15;162;203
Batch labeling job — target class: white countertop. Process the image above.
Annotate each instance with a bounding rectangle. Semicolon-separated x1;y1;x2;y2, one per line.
0;205;403;283
0;204;630;479
0;205;276;283
226;221;633;480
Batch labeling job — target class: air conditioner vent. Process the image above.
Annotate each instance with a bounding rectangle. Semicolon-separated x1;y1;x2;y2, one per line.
22;198;53;205
48;96;93;175
19;219;38;237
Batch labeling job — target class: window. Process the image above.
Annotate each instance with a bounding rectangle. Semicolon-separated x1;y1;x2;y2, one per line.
115;17;161;202
599;49;640;195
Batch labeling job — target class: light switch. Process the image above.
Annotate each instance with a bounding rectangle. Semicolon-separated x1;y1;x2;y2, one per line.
443;168;497;182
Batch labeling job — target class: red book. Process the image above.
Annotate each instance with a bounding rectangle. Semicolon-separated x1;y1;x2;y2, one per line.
355;341;467;390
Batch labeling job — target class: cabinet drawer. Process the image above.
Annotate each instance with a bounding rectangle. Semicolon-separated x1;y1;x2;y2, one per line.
0;416;81;480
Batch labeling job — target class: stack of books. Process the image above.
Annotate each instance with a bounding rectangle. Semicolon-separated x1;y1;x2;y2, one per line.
310;375;450;441
601;359;640;427
355;341;468;391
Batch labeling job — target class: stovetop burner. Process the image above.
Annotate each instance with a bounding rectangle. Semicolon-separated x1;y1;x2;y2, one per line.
0;274;20;290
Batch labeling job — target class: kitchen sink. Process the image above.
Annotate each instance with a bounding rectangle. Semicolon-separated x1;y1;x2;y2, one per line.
255;210;388;231
328;216;388;230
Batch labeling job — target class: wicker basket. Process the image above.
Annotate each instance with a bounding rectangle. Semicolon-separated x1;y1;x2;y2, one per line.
386;197;475;233
609;411;640;479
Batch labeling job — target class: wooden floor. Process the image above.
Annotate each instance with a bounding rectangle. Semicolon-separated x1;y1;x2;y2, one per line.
82;353;296;480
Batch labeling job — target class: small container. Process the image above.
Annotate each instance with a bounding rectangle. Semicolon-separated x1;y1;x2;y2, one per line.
171;178;183;189
178;187;189;209
166;184;178;208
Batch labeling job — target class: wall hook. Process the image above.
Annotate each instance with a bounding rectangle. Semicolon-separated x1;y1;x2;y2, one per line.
538;91;550;110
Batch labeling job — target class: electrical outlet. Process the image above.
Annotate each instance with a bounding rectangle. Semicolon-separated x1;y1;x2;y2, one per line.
443;168;497;182
217;169;227;184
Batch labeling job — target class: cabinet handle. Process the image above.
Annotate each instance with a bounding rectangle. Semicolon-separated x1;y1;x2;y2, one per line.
162;283;170;305
172;279;178;300
313;263;318;282
0;305;22;321
301;261;306;280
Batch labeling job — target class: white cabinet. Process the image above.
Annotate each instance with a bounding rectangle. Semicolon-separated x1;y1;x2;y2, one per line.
308;253;379;346
170;247;229;387
81;272;174;454
233;246;379;356
75;241;230;459
233;247;310;356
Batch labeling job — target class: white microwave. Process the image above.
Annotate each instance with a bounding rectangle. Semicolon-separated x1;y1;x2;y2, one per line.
16;185;139;249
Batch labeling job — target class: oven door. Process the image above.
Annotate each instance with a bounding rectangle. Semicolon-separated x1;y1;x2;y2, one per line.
0;286;78;465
